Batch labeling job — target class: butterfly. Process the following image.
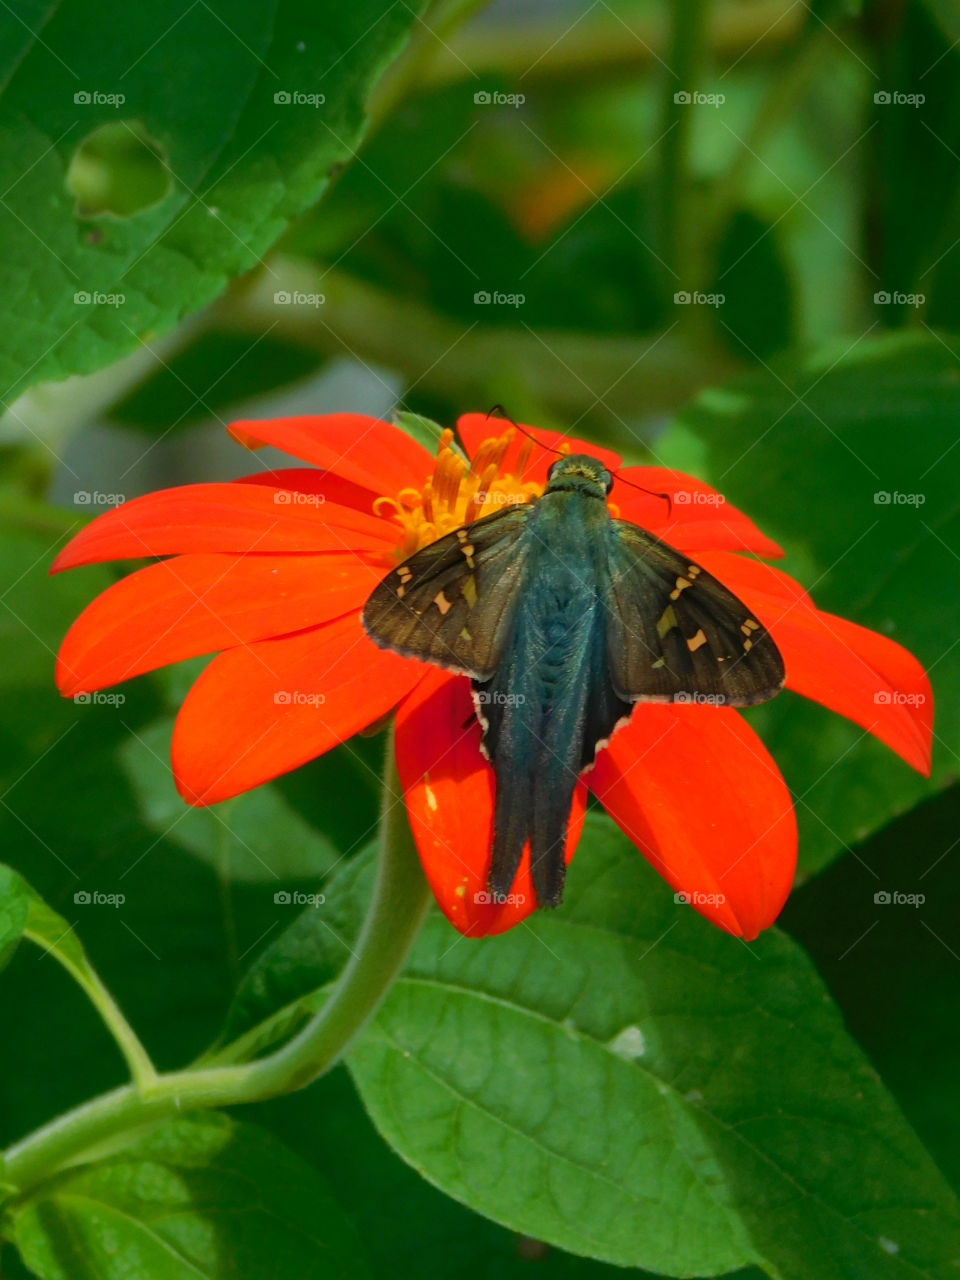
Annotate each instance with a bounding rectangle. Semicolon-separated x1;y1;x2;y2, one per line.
362;452;784;911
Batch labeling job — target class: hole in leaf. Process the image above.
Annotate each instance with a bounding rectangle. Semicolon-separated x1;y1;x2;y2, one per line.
66;120;171;218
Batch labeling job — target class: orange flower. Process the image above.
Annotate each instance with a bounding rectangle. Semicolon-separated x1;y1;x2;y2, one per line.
52;412;932;938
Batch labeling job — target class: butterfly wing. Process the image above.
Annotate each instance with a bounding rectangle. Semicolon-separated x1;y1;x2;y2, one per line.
605;520;784;705
361;504;532;679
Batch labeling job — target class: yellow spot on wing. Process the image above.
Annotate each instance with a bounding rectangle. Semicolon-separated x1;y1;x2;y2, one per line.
687;628;708;652
462;575;478;607
657;604;679;639
434;590;453;615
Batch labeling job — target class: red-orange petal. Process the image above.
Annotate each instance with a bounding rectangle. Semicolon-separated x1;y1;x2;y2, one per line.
394;667;586;937
456;412;622;487
701;551;933;774
232;466;379;514
56;552;384;696
590;704;797;939
227;413;432;494
613;466;784;558
50;484;394;572
172;611;422;805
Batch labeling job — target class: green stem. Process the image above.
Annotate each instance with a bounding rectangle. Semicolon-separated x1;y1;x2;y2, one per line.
4;733;431;1198
24;925;158;1092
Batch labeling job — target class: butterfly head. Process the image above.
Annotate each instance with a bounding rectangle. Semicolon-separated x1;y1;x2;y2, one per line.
545;453;613;499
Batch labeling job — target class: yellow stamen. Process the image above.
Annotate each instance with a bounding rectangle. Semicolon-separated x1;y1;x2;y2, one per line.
373;427;551;561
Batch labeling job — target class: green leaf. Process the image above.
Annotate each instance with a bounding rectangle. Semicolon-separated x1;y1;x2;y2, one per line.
0;865;30;975
0;0;424;399
348;812;960;1278
782;782;960;1194
661;330;959;875
256;1065;768;1280
9;1112;370;1280
392;411;455;457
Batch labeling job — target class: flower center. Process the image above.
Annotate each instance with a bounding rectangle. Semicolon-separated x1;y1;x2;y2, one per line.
373;427;562;560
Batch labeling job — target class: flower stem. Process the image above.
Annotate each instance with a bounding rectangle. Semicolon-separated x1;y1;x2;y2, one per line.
3;730;431;1199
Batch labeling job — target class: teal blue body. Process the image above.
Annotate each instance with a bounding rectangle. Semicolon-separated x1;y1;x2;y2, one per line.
476;465;630;906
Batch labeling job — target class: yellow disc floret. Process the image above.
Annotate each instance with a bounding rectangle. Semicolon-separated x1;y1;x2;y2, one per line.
374;427;563;560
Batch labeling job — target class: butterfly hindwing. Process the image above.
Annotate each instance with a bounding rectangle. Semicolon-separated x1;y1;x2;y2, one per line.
604;520;785;705
362;504;532;679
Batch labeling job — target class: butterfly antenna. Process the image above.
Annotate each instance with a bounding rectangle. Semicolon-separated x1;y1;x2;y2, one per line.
485;404;567;458
485;406;673;516
611;470;673;518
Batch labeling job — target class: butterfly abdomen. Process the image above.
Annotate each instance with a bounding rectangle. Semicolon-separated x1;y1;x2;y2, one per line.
480;493;617;908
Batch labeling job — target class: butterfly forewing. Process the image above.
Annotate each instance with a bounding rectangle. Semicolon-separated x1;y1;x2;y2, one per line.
361;504;532;679
604;521;785;705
